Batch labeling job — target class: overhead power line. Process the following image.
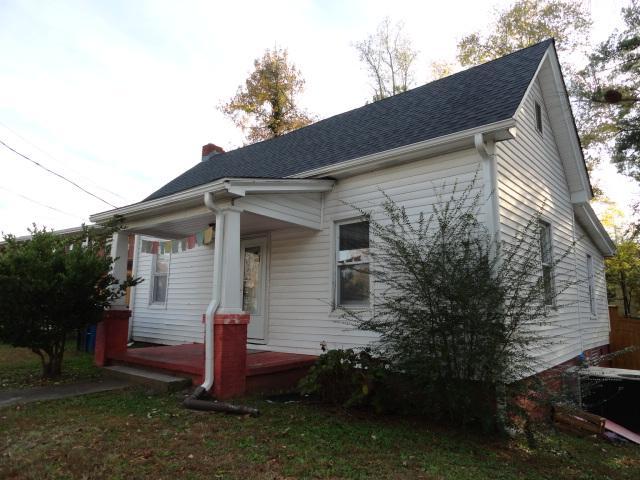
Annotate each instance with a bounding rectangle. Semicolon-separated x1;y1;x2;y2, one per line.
0;138;118;209
0;120;127;202
0;185;86;220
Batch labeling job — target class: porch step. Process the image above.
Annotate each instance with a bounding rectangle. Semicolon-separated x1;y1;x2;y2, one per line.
103;365;192;392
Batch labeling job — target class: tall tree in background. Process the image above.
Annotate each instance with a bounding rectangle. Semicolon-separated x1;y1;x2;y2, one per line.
574;1;640;182
456;0;598;189
221;48;314;144
354;17;418;102
457;0;591;68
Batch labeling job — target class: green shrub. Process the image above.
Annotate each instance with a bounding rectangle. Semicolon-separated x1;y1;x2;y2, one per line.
299;348;391;410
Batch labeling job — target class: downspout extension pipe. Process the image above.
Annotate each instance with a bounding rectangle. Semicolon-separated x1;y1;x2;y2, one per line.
183;192;260;417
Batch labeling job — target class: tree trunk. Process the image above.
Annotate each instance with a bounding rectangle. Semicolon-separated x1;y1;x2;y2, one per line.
621;272;631;317
41;339;66;378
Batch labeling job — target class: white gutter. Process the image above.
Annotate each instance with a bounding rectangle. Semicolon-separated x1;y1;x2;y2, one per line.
201;191;225;391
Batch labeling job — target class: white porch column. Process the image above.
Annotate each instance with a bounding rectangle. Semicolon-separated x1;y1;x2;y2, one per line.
218;206;245;314
109;232;129;309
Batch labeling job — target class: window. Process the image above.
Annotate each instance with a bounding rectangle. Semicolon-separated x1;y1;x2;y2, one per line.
151;254;170;304
539;221;554;306
535;102;543;134
336;220;370;307
587;254;596;316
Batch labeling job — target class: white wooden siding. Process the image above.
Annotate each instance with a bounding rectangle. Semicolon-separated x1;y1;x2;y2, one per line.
495;77;609;370
237;192;323;229
129;74;608;369
574;221;610;351
131;239;213;345
258;149;484;354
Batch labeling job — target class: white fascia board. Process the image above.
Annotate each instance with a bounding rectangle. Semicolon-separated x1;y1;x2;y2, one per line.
90;179;227;224
224;178;335;196
574;202;616;257
286;118;517;179
545;47;592;197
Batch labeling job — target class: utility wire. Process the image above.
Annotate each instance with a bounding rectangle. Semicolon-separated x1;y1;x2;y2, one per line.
0;185;86;220
0;120;127;201
0;138;118;208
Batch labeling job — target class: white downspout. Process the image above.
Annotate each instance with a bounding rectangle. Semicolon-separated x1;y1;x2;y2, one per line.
475;133;501;246
201;191;225;392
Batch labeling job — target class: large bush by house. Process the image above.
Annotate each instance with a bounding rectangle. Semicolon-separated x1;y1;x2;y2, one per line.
305;179;573;432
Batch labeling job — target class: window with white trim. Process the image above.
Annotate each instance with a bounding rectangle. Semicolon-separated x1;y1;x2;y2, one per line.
539;221;555;306
587;254;596;316
151;254;170;304
336;220;370;307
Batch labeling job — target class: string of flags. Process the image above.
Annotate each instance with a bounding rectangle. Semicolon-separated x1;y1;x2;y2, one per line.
140;226;215;255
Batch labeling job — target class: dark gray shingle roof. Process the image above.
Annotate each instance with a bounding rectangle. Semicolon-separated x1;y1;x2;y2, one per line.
145;40;552;201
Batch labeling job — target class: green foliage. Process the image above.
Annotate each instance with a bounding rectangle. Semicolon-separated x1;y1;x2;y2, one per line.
456;0;591;67
354;17;418;102
0;225;139;378
574;1;640;182
299;348;391;410
606;238;640;316
221;48;314;144
336;179;573;430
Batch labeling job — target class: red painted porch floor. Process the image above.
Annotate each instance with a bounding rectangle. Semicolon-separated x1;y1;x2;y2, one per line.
108;343;317;385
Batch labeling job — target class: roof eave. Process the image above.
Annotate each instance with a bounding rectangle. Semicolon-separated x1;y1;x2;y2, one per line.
288;118;517;180
89;178;336;224
574;202;616;257
89;119;516;225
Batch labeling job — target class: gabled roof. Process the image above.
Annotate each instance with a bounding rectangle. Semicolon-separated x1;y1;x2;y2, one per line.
145;39;554;201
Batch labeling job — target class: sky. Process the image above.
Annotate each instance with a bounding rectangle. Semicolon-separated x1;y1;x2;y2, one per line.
0;0;637;236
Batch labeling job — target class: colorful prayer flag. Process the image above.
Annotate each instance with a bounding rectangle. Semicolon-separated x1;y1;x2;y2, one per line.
204;227;214;245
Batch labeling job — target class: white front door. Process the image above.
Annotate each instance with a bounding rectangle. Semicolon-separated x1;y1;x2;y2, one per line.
241;237;268;342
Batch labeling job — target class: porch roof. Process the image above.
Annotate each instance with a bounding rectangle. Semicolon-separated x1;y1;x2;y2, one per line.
89;177;335;238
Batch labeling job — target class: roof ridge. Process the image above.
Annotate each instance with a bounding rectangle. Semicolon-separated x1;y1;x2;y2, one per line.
216;38;554;156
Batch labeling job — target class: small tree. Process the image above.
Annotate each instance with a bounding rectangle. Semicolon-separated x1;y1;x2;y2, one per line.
221;48;314;144
0;225;138;378
354;17;418;102
343;180;573;430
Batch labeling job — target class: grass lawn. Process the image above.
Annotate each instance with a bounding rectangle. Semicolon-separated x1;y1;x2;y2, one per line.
1;390;640;480
0;343;102;389
0;344;639;480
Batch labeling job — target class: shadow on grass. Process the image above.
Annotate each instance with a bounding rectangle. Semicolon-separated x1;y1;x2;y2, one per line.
0;343;102;389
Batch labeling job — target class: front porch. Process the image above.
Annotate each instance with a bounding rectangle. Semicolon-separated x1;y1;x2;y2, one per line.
108;343;317;394
93;178;334;398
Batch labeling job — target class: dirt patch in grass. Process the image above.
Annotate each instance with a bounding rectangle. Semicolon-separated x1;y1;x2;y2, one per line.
1;389;639;479
0;344;102;389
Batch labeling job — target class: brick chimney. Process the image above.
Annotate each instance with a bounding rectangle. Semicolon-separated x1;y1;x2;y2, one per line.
202;143;225;162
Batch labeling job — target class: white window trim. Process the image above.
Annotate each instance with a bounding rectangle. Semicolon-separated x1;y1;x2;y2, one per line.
539;219;556;307
331;217;372;313
149;252;170;309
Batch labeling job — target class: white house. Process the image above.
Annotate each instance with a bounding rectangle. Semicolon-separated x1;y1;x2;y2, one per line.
91;39;615;399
